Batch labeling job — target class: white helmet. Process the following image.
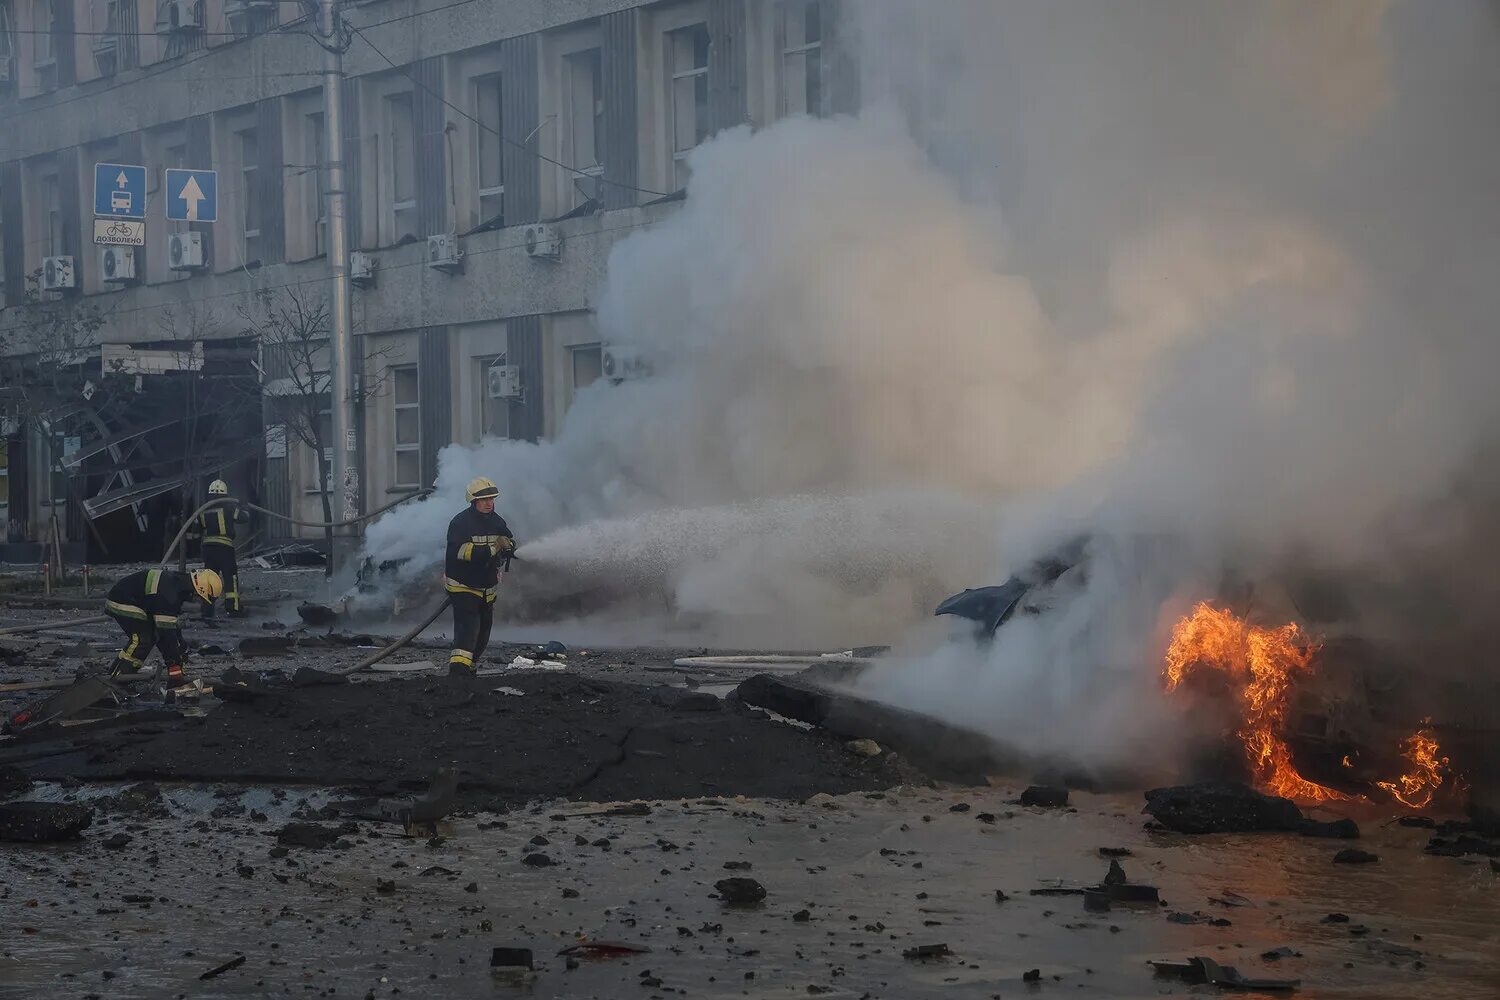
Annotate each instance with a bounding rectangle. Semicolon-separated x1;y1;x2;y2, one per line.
208;479;229;496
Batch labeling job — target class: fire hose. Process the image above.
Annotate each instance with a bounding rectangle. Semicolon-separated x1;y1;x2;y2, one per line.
0;490;443;666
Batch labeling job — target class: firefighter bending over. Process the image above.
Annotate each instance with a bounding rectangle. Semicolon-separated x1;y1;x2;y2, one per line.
106;568;222;684
446;477;515;675
187;479;249;617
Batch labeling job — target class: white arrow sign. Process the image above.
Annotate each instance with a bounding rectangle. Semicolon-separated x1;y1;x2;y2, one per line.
180;175;206;222
116;171;129;188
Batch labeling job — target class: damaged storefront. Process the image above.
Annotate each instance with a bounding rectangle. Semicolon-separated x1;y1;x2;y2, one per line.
0;337;262;563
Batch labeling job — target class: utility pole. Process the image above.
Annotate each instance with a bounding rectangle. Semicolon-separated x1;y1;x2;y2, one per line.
320;0;359;570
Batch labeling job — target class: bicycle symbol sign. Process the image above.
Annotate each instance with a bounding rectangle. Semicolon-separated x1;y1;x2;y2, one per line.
93;218;146;247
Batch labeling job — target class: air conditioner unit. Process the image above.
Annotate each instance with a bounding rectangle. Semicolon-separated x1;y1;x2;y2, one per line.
486;363;522;400
349;250;376;287
523;223;561;261
100;246;137;283
155;0;201;34
168;231;205;271
41;256;75;292
427;233;464;273
601;343;651;382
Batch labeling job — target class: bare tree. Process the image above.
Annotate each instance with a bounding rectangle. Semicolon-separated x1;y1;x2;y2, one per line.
235;285;389;573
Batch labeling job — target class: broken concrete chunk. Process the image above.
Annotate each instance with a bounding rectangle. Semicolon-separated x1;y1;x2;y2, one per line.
902;943;951;961
845;739;881;758
1142;782;1304;834
291;666;350;688
714;877;767;905
239;637;295;658
0;801;94;842
490;947;534;970
522;853;556;867
1333;848;1379;865
1020;785;1069;808
275;822;353;850
673;692;722;713
297;603;342;627
1300;817;1360;839
0;765;34;798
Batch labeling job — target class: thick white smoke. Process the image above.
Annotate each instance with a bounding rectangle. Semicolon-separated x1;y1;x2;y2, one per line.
364;1;1500;765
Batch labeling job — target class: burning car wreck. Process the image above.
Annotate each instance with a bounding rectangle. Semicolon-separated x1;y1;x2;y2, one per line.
931;534;1474;815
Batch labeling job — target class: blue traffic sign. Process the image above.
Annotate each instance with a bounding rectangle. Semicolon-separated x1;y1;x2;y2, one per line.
165;168;218;223
94;163;147;220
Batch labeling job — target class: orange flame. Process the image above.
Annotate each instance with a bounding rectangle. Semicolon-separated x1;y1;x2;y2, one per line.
1164;602;1352;802
1375;726;1452;810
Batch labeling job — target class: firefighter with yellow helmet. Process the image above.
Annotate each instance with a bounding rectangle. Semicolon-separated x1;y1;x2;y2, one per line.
445;477;515;675
105;568;222;684
188;479;249;617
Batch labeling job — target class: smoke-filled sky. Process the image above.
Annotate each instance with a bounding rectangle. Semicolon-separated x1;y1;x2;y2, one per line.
364;1;1500;764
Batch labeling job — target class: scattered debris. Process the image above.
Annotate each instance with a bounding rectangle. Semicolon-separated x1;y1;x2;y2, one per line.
1020;785;1069;808
290;666;349;688
490;947;534;970
1398;815;1437;829
238;637;295;658
1300;818;1360;839
1098;846;1132;858
103;833;132;849
0;801;94;842
297;603;342;627
902;944;952;961
198;955;247;981
1260;947;1302;962
4;675;126;733
330;767;459;836
1333;848;1380;865
715;877;767;904
522;853;556;867
0;766;35;798
558;941;650;959
1209;890;1254;908
1142;782;1304;834
1322;912;1351;924
1022;969;1042;983
1150;956;1298;991
275;822;355;850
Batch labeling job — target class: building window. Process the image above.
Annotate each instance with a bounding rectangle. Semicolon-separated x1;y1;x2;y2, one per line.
40;171;62;257
32;0;55;90
474;74;503;226
476;356;509;442
778;0;827;118
563;48;603;207
392;364;420;487
237;127;261;264
0;2;16;99
386;92;417;242
306;112;327;256
570;343;602;392
666;22;710;191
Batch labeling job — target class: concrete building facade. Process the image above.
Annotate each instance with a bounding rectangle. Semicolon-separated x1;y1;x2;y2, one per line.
0;0;855;558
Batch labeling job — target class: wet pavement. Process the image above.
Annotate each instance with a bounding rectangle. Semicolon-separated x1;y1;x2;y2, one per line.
4;570;1500;998
4;784;1500;999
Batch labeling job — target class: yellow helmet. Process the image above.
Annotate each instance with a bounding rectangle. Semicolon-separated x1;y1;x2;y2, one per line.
465;477;500;503
192;569;223;603
208;479;229;496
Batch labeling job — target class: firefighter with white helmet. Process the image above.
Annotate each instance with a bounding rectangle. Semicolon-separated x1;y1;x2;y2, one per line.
444;476;515;675
187;478;249;618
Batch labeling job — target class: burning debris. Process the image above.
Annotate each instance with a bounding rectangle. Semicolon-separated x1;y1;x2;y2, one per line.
1164;602;1459;808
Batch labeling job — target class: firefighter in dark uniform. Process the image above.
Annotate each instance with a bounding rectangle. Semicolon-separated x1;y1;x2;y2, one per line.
105;567;222;684
445;477;515;675
188;479;249;617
